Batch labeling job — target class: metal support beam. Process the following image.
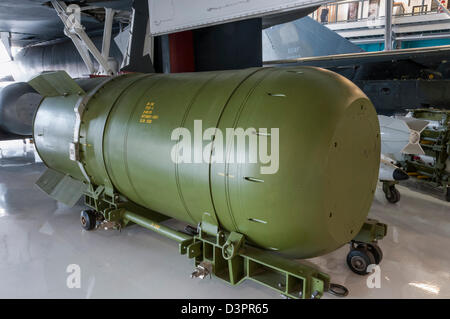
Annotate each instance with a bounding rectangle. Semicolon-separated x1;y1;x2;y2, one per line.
0;32;13;61
66;32;95;74
123;210;192;243
120;0;154;73
384;0;393;51
160;34;171;74
76;31;114;75
51;0;114;75
143;19;155;64
101;8;115;61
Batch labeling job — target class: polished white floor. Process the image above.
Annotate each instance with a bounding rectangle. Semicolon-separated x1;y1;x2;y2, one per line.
0;140;449;299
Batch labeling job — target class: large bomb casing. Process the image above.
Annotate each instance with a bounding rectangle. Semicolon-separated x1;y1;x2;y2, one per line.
31;67;380;260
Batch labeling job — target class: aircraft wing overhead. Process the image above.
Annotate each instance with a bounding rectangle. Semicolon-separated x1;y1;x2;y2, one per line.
148;0;334;36
1;0;326;47
264;45;450;69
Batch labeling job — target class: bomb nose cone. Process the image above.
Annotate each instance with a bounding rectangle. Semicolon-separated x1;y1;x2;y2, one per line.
0;82;42;136
393;168;409;181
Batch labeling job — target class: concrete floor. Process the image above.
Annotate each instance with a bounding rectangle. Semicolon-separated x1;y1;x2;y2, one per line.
0;140;449;299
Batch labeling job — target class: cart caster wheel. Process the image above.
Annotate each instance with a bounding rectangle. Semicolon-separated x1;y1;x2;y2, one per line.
384;185;400;204
347;247;376;275
366;243;383;264
328;283;349;297
80;210;97;231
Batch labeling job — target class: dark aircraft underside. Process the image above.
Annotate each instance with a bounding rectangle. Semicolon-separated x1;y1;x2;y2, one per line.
0;0;132;47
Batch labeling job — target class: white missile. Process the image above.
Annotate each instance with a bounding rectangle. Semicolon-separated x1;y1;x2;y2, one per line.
378;115;429;156
379;154;409;182
413;154;436;166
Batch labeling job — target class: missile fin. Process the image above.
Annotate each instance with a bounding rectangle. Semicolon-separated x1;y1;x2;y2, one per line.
398;116;429;133
36;168;88;207
28;71;85;97
401;143;425;155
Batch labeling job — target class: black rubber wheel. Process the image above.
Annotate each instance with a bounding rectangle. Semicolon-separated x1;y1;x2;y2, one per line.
80;210;97;231
346;248;376;275
446;187;450;202
366;243;383;264
328;283;349;297
385;185;400;204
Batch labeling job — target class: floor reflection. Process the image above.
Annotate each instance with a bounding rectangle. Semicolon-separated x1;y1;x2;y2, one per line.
0;139;41;167
0;138;449;298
